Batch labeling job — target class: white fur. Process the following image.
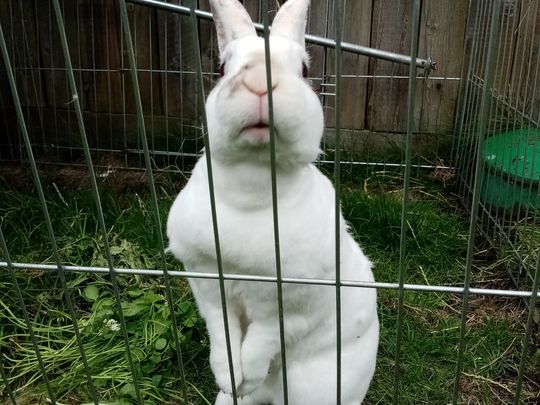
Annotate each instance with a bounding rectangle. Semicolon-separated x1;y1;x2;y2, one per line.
167;1;378;404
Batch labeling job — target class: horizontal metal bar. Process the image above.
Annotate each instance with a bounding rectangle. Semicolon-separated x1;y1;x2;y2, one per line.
125;0;436;73
2;261;538;298
322;75;459;81
9;67;456;81
3;144;452;171
10;66;206;75
320;74;461;80
317;160;453;170
305;35;434;72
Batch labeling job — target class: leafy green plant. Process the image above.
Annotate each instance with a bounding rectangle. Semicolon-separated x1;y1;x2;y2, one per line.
0;269;212;404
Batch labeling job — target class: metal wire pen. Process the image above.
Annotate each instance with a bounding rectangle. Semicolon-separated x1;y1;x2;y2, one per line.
1;1;539;404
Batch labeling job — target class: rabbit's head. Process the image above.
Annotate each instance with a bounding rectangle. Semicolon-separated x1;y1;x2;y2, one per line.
206;0;324;166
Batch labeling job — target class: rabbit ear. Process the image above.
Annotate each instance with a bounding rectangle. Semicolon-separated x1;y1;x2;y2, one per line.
270;0;310;48
209;0;257;53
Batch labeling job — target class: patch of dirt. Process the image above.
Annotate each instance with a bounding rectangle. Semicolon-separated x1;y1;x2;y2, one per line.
0;159;189;193
459;370;540;404
430;163;456;186
442;295;527;328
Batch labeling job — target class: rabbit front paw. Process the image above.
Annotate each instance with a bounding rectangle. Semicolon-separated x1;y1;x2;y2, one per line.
214;391;256;405
236;377;263;397
211;353;243;395
238;343;270;395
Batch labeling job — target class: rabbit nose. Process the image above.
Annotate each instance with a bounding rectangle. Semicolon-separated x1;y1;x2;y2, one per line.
242;63;278;96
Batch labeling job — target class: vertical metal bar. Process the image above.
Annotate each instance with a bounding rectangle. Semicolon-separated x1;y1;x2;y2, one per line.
333;0;344;403
261;1;288;403
120;7;128;168
0;17;98;405
0;226;52;404
105;4;114;155
117;0;189;400
75;0;85;160
163;9;170;167
148;13;155;158
46;0;60;163
49;1;143;403
522;50;540;224
433;0;453;164
178;6;185;171
89;2;101;163
392;1;421;403
456;0;486;192
451;35;474;168
187;1;238;402
460;0;489;193
453;0;481;184
320;0;332;160
0;354;16;405
451;0;478;165
451;1;502;404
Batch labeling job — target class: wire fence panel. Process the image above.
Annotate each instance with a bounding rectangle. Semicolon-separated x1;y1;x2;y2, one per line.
452;1;540;402
0;1;539;404
454;0;540;289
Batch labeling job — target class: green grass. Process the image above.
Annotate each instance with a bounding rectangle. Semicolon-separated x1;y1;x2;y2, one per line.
0;166;537;404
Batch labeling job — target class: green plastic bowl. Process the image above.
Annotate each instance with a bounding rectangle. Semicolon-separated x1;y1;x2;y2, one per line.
481;129;540;210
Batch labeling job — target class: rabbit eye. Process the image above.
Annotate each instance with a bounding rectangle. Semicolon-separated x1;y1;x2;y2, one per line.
219;62;225;77
302;62;308;78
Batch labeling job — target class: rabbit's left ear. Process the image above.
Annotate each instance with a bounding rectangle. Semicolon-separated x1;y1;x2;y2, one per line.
271;0;310;49
209;0;257;53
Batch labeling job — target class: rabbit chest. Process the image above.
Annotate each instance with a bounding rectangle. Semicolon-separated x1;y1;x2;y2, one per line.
167;159;337;279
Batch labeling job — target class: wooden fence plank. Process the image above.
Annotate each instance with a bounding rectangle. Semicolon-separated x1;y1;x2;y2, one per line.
126;2;163;115
84;0;124;116
158;0;200;123
5;0;43;108
325;0;373;130
366;0;414;133
417;0;467;135
243;0;262;21
0;0;46;159
0;0;11;108
306;0;331;98
1;0;480;162
36;0;71;111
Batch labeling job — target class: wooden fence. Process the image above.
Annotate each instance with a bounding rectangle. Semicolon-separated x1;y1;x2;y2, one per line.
0;0;469;165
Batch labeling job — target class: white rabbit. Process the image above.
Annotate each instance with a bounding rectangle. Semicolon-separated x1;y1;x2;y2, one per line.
166;1;379;404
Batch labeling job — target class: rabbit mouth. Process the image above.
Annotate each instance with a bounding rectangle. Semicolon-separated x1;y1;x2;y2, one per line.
250;122;269;130
239;122;272;144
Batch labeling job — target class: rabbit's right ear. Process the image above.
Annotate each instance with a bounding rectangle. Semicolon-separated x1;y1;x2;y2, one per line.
209;0;257;53
271;0;310;49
